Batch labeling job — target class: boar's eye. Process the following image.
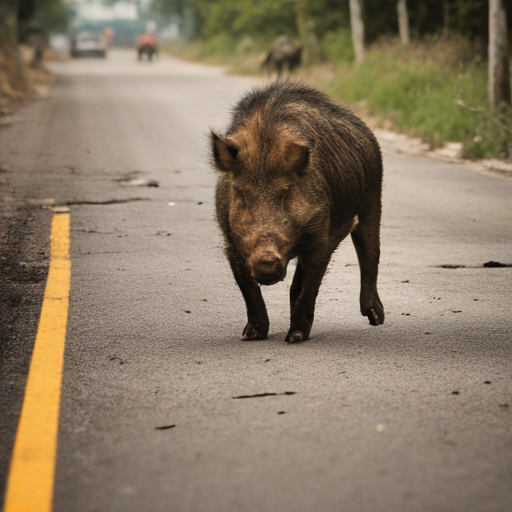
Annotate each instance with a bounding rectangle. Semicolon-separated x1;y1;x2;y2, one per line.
232;186;246;205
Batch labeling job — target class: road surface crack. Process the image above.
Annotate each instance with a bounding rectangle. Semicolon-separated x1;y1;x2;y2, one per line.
60;198;148;206
233;392;296;399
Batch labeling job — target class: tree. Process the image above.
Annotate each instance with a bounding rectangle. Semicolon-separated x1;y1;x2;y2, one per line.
296;0;323;66
443;0;450;33
397;0;409;46
181;0;196;44
153;0;196;44
488;0;511;107
0;0;29;98
349;0;365;63
0;0;18;47
0;0;69;103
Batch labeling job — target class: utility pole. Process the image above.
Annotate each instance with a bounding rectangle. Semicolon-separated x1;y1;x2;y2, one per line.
349;0;365;63
488;0;511;107
181;0;196;45
397;0;410;46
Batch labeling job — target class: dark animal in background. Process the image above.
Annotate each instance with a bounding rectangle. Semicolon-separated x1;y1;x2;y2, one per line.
261;36;302;77
212;82;384;343
29;34;45;70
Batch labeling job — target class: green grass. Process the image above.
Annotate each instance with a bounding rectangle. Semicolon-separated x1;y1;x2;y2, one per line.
321;28;354;64
163;35;269;75
326;37;512;160
461;103;512;159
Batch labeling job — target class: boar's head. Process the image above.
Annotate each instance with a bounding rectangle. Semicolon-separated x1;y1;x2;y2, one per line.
212;127;315;286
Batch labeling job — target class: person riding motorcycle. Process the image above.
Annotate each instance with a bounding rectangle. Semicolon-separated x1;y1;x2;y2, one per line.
137;32;158;61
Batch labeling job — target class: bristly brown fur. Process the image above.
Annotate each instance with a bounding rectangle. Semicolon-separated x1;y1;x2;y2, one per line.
211;81;384;343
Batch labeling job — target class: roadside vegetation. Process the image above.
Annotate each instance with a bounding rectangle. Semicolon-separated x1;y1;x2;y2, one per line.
326;35;512;160
156;0;512;162
0;0;68;115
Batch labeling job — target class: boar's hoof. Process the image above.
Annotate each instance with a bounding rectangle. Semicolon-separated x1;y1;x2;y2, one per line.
242;323;268;341
285;330;306;343
366;305;384;326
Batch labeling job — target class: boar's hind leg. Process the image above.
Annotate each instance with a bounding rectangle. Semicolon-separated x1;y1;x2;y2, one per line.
287;256;330;343
350;203;385;326
229;252;270;340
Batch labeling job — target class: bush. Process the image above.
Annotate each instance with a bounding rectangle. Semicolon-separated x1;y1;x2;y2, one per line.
326;36;493;150
462;103;512;160
321;29;354;64
200;32;236;58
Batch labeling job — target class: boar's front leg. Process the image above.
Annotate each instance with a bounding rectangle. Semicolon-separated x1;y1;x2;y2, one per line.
287;255;330;343
227;245;270;340
350;199;385;326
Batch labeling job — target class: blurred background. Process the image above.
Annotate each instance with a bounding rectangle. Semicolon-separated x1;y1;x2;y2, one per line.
0;0;511;161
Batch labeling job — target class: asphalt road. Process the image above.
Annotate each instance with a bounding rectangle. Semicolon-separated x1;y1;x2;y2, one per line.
1;50;511;512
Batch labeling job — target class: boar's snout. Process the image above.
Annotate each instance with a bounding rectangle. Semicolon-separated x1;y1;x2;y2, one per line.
253;253;285;285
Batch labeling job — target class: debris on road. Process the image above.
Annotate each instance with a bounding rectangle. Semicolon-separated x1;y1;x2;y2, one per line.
129;179;159;187
29;198;55;208
155;425;176;430
439;262;512;269
233;392;296;399
483;261;511;268
116;177;159;187
52;206;70;214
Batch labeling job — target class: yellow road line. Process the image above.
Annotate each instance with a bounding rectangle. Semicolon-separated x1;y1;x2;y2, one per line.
4;213;71;512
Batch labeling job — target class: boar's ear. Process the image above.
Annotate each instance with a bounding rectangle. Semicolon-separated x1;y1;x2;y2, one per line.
211;131;239;173
286;141;309;175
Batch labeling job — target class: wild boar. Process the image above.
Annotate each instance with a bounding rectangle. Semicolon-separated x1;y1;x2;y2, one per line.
261;35;302;77
211;81;384;343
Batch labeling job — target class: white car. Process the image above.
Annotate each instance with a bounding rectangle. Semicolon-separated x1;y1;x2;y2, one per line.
71;31;107;58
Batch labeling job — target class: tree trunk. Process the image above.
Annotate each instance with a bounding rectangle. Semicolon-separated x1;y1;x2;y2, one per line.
0;0;29;100
181;2;196;45
397;0;410;46
489;0;511;107
296;11;322;67
349;0;365;64
443;0;450;34
0;0;18;47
